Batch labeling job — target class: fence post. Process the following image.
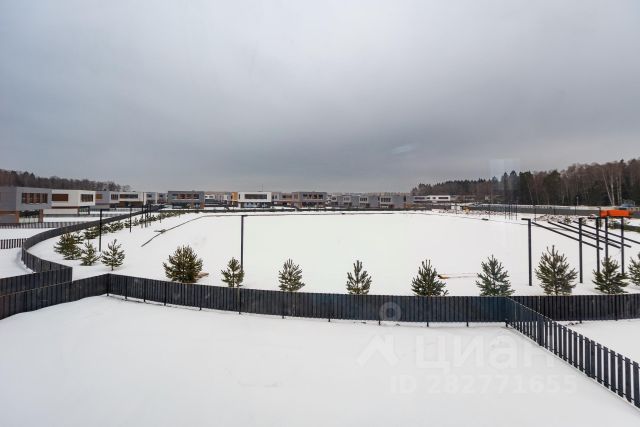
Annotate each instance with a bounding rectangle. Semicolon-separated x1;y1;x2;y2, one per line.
465;297;469;327
621;219;625;275
522;219;532;287
504;298;509;328
578;218;583;283
596;218;601;274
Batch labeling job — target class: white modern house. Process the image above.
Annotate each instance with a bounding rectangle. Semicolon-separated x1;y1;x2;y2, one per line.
412;195;452;205
47;189;96;214
235;191;273;208
95;191;121;208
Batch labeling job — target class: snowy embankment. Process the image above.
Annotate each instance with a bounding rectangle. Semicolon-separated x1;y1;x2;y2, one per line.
566;319;640;362
26;211;640;296
0;296;637;427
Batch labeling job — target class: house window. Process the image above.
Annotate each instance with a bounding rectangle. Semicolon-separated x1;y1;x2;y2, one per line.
21;192;48;204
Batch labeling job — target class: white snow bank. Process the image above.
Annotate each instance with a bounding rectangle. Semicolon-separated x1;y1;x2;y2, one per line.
0;296;638;426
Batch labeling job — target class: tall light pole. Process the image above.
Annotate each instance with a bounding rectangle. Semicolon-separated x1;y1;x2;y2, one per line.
240;215;246;269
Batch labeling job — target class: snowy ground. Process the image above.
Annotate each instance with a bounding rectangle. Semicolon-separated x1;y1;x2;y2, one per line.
0;248;32;278
566;319;640;362
0;225;53;278
0;227;54;238
0;296;637;427
42;216;99;222
25;211;640;296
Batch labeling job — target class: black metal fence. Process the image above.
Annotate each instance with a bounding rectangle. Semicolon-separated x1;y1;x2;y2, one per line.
106;274;505;323
0;238;27;249
513;295;640;322
506;298;640;409
0;221;88;229
470;204;600;217
0;276;106;320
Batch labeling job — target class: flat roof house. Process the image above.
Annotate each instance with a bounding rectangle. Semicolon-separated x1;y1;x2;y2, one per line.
205;191;232;207
328;193;361;209
272;192;294;207
48;189;96;214
358;194;379;209
411;195;452;207
379;193;408;209
292;191;327;209
0;186;52;223
234;192;273;208
117;192;145;208
95;191;120;209
168;191;205;209
145;192;166;205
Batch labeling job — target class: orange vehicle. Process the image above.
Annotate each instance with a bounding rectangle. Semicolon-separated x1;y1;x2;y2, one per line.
599;209;631;218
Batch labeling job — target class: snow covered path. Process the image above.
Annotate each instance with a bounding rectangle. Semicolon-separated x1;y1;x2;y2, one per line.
0;296;638;426
26;211;640;295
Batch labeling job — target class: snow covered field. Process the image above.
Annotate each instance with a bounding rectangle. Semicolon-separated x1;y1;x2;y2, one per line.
25;211;640;296
0;296;637;427
566;319;640;361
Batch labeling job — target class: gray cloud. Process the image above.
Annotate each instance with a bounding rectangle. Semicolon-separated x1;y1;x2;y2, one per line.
1;0;639;192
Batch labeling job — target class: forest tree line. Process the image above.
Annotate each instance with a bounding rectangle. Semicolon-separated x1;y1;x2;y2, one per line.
412;158;640;206
0;168;128;192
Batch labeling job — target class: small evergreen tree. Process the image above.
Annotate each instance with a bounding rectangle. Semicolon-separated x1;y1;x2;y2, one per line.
593;257;628;294
535;246;578;295
629;253;640;287
54;233;82;260
221;257;244;288
54;233;72;254
278;259;305;292
346;260;372;295
80;241;101;266
101;239;125;271
83;226;99;240
163;245;203;283
71;232;84;245
476;255;514;296
411;259;448;296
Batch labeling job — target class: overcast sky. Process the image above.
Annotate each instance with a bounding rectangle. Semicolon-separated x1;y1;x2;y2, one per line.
1;0;639;192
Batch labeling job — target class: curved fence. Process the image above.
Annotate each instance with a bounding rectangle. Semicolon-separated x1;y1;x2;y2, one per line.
0;208;158;298
2;206;640;324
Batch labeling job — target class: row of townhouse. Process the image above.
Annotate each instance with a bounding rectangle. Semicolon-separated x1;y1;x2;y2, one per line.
165;190;463;210
0;187;167;223
328;193;409;209
166;191;328;209
0;184;469;223
328;193;468;209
